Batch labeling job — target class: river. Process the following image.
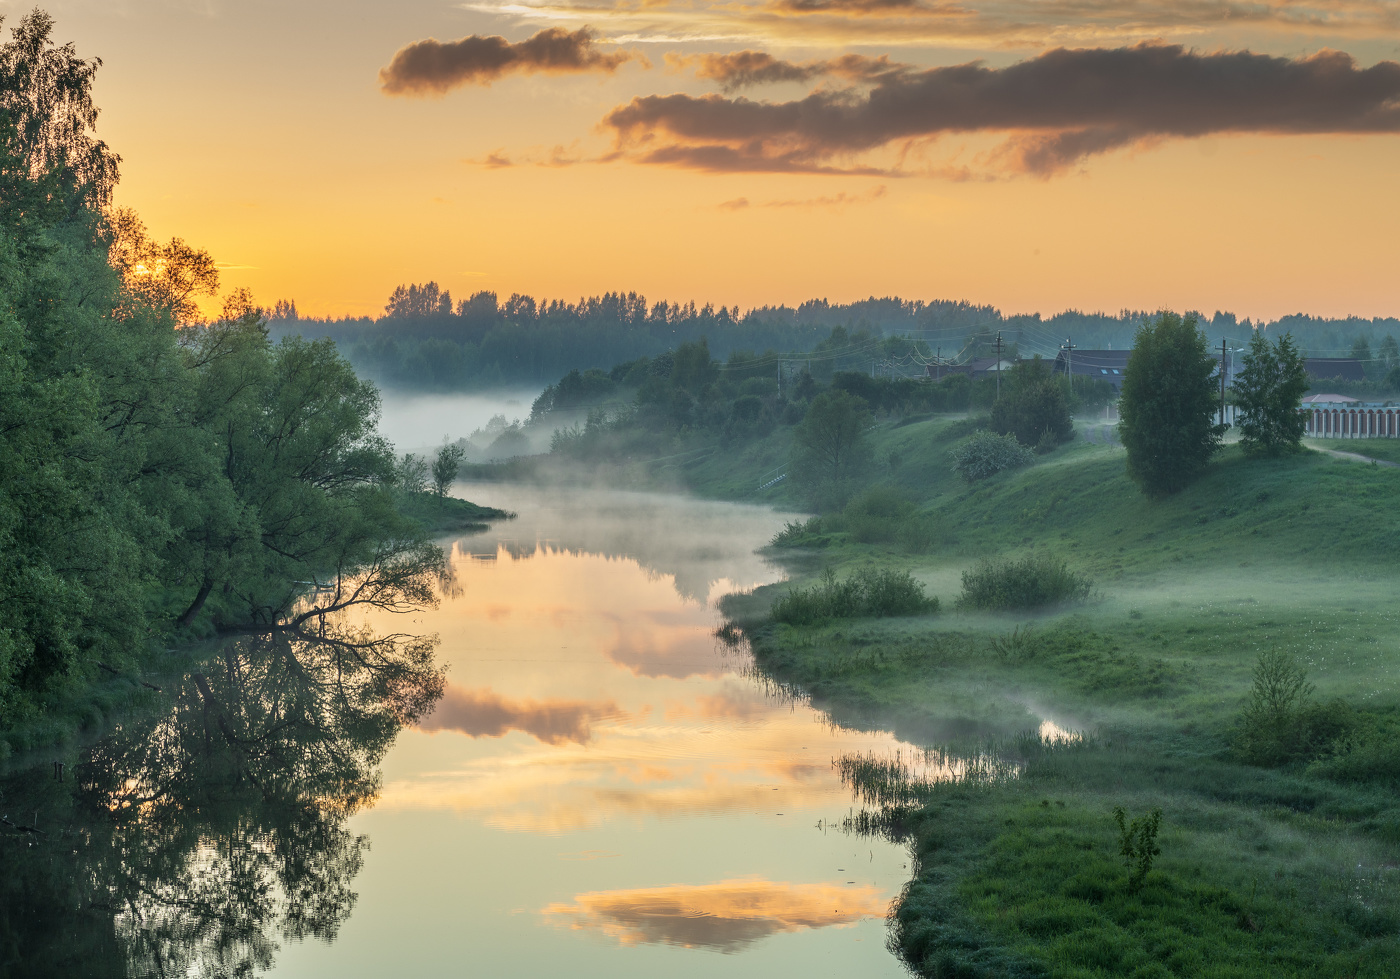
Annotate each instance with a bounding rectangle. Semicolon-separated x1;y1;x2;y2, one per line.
2;484;921;978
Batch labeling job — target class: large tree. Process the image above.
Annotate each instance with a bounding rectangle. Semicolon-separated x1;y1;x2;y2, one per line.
791;389;873;510
1118;312;1225;496
1233;331;1309;456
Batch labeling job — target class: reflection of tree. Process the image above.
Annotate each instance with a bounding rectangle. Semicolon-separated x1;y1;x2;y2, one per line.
0;627;442;978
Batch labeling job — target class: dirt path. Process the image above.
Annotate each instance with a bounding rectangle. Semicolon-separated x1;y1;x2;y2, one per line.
1314;447;1400;468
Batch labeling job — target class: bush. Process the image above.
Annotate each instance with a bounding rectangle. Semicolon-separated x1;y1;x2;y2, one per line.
770;516;823;547
1112;805;1163;893
956;554;1093;611
1234;649;1313;766
771;567;938;625
952;431;1034;482
990;357;1073;448
843;485;917;544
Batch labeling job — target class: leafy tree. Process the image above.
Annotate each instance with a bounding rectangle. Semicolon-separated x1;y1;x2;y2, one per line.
1378;335;1400;372
1233;331;1309;456
432;440;466;498
0;9;119;206
989;356;1072;448
1118;312;1225;496
108;206;219;321
791;389;873;510
398;452;429;495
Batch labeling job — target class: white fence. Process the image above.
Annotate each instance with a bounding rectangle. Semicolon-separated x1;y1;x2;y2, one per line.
1301;404;1400;438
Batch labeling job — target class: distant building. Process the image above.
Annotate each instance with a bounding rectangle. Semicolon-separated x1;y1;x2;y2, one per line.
1052;349;1131;389
1304;358;1366;383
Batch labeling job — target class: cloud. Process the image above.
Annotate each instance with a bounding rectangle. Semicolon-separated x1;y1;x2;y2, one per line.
718;185;889;209
669;50;904;92
603;44;1400;176
462;0;1400;53
380;27;642;95
417;686;623;744
541;878;888;951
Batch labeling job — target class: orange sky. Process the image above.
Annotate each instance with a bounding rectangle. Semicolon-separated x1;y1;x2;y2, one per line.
35;0;1400;320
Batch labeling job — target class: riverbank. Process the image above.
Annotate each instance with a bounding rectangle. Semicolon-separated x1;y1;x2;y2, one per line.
718;416;1400;977
0;490;513;759
462;414;1400;974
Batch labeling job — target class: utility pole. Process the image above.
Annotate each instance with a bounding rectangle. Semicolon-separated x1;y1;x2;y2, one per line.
1220;337;1228;427
936;346;941;382
1061;336;1076;395
995;332;1003;399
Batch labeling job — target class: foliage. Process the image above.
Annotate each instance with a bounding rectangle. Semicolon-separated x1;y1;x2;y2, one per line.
952;430;1033;482
1112;805;1163;892
0;22;450;731
0;10;119;206
431;440;466;498
1118;311;1226;496
397;452;429;496
771;567;937;625
1233;330;1309;456
990;357;1072;448
791;389;875;510
1231;649;1354;767
957;554;1092;610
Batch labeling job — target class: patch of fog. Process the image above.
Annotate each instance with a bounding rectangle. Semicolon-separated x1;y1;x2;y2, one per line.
375;389;542;454
446;481;804;605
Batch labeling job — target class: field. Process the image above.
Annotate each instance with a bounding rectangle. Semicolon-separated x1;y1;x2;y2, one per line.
717;415;1400;977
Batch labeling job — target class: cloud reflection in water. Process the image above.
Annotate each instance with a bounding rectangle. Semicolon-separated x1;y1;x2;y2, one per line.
541;878;888;952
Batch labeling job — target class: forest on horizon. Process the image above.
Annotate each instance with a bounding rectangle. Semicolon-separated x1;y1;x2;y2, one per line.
270;284;1400;391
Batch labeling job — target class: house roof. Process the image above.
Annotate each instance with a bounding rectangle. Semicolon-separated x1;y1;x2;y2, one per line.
1053;349;1131;386
1304;358;1366;382
1302;393;1360;404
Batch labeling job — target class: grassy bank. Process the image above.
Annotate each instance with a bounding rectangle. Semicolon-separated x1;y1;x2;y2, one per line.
398;490;515;535
716;415;1400;976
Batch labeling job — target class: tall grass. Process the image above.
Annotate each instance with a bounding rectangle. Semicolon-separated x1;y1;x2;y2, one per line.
771;567;938;625
956;554;1093;611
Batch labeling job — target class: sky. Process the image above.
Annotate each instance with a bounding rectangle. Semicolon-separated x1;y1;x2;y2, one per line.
26;0;1400;320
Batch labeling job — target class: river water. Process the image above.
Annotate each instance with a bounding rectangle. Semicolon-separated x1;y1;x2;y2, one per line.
2;484;920;978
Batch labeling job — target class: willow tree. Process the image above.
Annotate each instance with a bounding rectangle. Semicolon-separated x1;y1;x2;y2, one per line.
1118;312;1225;496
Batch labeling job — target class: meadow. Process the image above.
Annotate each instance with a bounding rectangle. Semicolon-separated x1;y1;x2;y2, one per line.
715;417;1400;977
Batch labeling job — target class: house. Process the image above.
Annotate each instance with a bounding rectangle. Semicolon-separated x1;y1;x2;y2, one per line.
1303;358;1366;383
1052;349;1132;389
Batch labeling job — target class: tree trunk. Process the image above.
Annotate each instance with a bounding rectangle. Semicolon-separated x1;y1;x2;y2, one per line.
177;577;215;629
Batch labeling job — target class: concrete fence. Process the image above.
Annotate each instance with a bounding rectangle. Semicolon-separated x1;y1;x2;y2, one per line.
1301;404;1400;438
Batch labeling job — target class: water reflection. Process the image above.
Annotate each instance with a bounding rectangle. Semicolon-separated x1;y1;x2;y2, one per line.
0;627;441;979
541;878;889;952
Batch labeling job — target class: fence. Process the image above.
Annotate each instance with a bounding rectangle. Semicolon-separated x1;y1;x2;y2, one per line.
1301;403;1400;438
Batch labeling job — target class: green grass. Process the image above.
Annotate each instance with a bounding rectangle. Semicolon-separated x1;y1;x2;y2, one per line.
397;490;514;534
717;413;1400;976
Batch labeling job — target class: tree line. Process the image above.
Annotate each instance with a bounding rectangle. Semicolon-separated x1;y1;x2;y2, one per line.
0;12;441;739
270;278;1400;392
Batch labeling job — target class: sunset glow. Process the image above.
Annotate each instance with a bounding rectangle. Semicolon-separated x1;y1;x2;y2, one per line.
45;0;1400;320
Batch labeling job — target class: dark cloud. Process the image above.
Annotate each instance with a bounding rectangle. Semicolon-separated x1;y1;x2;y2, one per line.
671;50;905;92
380;27;640;95
418;686;622;745
605;44;1400;175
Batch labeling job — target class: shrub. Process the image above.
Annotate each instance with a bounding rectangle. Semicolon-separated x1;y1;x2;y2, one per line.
1112;805;1162;892
956;554;1092;611
952;431;1034;482
990;357;1072;447
771;567;938;625
843;485;916;544
770;516;823;547
1234;649;1313;766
